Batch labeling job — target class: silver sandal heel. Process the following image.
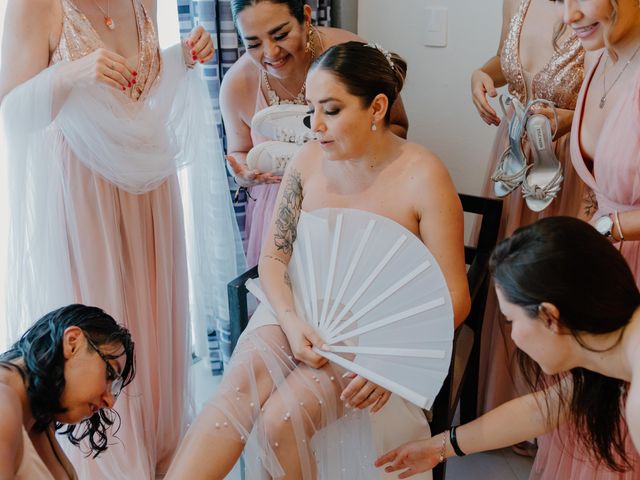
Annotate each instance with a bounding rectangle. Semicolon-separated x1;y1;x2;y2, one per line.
521;100;563;212
491;95;528;197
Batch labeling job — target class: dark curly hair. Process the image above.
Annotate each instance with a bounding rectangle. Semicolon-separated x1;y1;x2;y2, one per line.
490;216;639;472
0;304;135;458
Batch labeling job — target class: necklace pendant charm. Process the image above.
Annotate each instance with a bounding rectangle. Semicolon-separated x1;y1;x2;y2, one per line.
104;16;115;30
599;97;606;109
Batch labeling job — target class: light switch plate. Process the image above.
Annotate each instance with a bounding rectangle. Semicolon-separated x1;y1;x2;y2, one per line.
424;6;447;47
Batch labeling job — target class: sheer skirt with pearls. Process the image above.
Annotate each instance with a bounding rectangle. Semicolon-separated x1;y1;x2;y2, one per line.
185;304;433;480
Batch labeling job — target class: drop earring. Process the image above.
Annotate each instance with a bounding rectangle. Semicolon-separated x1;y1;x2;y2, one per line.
371;122;377;132
304;23;315;57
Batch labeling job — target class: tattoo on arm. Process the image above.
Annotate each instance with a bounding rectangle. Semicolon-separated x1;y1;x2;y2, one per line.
584;189;598;218
273;169;303;255
284;271;292;288
263;254;287;267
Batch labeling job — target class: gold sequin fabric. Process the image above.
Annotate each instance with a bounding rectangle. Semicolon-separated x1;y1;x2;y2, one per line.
51;0;161;102
500;0;584;109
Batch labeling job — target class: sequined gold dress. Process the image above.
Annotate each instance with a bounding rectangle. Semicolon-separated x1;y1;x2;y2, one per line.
0;0;246;478
477;0;586;416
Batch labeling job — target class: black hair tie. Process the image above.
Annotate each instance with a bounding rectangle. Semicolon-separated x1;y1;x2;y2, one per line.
450;426;466;457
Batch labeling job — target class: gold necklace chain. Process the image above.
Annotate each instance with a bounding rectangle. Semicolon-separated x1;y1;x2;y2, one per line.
600;42;640;108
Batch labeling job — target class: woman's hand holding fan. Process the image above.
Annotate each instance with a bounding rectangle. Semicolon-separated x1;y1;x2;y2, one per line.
281;314;328;369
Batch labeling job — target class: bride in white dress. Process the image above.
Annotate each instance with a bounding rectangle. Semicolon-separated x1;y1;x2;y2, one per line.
167;41;470;480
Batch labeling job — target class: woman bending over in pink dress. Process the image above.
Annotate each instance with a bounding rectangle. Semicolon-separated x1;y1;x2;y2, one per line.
376;217;640;478
0;305;135;479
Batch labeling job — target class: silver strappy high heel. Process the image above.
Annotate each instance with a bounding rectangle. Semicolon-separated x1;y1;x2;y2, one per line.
491;94;529;197
521;99;563;212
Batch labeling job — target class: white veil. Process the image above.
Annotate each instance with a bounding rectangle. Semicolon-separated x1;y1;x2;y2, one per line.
0;43;246;362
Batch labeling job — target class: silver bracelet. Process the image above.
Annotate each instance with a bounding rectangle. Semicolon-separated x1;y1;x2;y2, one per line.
438;431;447;463
613;211;625;241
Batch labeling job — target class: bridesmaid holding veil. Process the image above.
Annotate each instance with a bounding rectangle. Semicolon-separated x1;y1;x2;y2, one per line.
0;0;244;477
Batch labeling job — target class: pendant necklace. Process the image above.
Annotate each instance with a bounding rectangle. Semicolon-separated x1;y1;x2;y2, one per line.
600;42;640;108
92;0;116;30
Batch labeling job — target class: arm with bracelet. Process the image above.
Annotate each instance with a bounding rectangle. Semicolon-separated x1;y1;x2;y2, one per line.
595;209;640;244
375;378;570;478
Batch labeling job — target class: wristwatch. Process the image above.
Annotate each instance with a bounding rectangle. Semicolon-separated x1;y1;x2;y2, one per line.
595;214;614;237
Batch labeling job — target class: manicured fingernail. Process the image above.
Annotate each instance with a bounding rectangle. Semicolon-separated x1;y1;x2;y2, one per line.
132;71;138;76
192;55;197;60
341;372;351;378
191;49;196;55
128;82;131;87
132;79;136;84
200;59;204;63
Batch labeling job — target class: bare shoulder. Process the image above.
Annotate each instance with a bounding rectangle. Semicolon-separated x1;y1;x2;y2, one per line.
316;26;363;49
286;140;323;180
400;142;459;213
219;55;258;118
402;141;451;181
5;0;59;27
220;55;258;101
11;0;56;10
0;383;22;426
0;383;23;476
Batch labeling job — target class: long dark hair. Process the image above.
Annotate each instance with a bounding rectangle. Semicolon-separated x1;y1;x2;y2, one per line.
0;304;135;458
310;41;407;124
231;0;306;23
490;216;639;471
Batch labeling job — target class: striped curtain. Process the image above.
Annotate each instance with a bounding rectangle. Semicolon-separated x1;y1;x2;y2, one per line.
176;0;332;374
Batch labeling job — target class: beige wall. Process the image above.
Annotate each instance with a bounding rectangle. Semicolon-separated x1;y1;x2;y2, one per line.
358;0;503;195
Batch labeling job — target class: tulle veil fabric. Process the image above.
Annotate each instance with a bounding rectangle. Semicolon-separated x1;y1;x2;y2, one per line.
0;44;246;477
199;309;433;480
0;43;245;355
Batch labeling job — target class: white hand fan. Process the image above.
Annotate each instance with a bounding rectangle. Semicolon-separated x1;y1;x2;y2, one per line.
248;208;454;410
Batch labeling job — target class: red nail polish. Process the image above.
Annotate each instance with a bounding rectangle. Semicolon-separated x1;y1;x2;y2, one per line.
121;86;125;91
191;49;196;55
128;82;132;87
132;79;136;85
200;59;204;64
132;71;138;76
192;55;197;61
